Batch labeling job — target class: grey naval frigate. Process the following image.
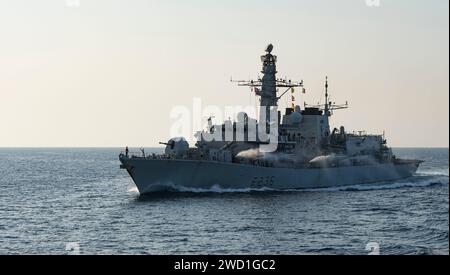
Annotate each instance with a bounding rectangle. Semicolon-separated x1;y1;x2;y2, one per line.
120;44;423;194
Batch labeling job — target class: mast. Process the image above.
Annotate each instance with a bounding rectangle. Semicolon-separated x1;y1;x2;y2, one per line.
259;44;278;110
325;76;329;115
232;44;304;123
305;76;348;116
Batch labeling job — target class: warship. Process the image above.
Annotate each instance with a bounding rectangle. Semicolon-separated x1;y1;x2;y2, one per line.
120;44;423;194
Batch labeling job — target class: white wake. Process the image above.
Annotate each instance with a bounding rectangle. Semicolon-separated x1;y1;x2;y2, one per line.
155;174;449;194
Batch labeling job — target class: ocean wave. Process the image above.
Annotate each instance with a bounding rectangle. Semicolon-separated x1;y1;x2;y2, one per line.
144;174;448;194
127;186;139;194
417;170;449;177
169;184;276;194
300;175;449;193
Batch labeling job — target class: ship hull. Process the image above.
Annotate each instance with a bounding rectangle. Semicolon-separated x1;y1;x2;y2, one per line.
120;158;420;194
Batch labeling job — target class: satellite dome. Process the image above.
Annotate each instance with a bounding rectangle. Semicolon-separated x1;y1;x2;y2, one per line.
265;44;274;53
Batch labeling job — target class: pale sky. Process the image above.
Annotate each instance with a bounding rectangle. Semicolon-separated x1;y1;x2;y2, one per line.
0;0;448;147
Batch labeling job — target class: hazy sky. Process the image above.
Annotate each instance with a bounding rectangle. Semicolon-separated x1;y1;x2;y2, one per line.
0;0;448;147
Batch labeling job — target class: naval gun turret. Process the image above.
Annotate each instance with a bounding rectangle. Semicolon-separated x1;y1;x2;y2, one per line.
160;137;189;158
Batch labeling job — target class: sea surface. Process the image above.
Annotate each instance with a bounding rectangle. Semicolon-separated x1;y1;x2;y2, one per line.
0;148;448;255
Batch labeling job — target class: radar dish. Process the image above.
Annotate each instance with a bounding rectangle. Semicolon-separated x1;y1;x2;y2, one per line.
265;44;274;53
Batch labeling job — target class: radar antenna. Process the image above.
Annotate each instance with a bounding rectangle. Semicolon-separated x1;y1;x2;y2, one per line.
231;44;304;122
